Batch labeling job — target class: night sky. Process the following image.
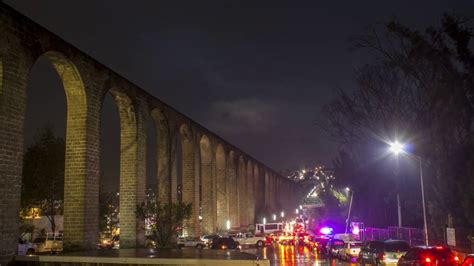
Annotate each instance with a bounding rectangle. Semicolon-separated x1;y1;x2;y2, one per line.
6;1;472;190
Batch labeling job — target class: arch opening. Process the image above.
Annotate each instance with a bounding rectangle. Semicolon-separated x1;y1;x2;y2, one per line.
227;151;238;230
246;162;254;229
151;109;171;204
103;87;138;248
215;145;226;233
238;157;247;231
179;124;199;236
21;52;89;249
199;135;213;234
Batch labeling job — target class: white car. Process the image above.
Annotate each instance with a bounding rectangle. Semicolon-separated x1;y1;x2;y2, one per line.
177;237;206;249
33;233;63;254
200;235;219;246
233;233;266;248
339;241;363;261
17;238;35;255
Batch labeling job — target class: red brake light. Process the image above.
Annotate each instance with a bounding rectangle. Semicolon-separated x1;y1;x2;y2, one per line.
378;252;386;260
425;257;432;263
435;246;444;249
454;256;459;262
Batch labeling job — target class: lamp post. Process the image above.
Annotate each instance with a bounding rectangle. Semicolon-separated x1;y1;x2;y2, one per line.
345;187;354;234
389;141;403;228
389;140;429;246
417;155;429;246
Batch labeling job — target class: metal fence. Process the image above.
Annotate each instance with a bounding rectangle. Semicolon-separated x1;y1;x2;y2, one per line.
364;227;425;246
364;227;472;253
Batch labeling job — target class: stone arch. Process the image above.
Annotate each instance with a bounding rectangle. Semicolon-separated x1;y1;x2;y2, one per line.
246;161;255;229
151;108;171;203
215;144;226;232
238;156;247;231
103;87;140;248
179;124;199;236
29;52;89;249
227;150;238;230
0;58;2;96
265;171;270;209
253;165;261;216
199;135;214;234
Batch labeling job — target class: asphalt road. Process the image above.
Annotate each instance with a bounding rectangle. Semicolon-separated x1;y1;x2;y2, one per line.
243;243;358;266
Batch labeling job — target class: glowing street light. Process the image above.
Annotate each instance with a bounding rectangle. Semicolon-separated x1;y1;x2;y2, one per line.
345;187;350;192
389;141;405;155
273;214;276;221
388;140;429;246
281;211;284;218
296;209;299;214
263;217;266;225
226;220;230;230
299;205;302;210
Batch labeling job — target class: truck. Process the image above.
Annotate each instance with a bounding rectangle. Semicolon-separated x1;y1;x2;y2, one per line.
233;233;266;248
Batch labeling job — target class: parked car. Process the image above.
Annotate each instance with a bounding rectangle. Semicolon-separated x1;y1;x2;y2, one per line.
210;237;240;250
360;240;410;265
233;233;265;248
398;246;460;266
177;237;206;249
17;238;35;255
33;233;63;254
338;241;363;261
462;254;474;266
200;234;220;246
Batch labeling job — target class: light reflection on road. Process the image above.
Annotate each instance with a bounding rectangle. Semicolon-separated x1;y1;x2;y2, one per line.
243;243;359;266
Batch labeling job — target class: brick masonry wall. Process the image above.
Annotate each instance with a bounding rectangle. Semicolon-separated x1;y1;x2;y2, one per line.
0;3;303;264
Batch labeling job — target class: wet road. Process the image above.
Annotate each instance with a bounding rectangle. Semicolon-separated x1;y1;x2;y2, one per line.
243;243;358;266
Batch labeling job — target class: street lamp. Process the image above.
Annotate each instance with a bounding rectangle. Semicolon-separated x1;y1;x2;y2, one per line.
263;217;266;225
296;208;299;214
273;214;276;221
345;188;354;234
388;141;429;246
226;220;230;231
281;211;284;218
389;141;404;227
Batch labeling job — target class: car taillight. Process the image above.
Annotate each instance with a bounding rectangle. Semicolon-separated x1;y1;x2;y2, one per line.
378;252;386;260
454;256;459;262
424;257;432;263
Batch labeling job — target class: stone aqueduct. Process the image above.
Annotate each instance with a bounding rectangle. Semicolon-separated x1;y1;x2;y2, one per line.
0;3;304;262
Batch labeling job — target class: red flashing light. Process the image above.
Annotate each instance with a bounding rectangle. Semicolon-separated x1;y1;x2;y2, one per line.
425;257;432;263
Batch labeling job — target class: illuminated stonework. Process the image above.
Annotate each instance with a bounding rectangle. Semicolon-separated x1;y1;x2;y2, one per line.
0;2;304;263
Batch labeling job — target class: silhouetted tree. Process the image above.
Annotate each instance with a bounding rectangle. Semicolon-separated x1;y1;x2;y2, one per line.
136;199;192;248
321;15;474;242
21;127;64;234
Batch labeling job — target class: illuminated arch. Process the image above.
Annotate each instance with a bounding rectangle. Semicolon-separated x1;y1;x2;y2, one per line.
150;109;171;203
199;135;214;234
215;144;226;231
238;156;247;230
227;151;238;229
179;124;198;236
